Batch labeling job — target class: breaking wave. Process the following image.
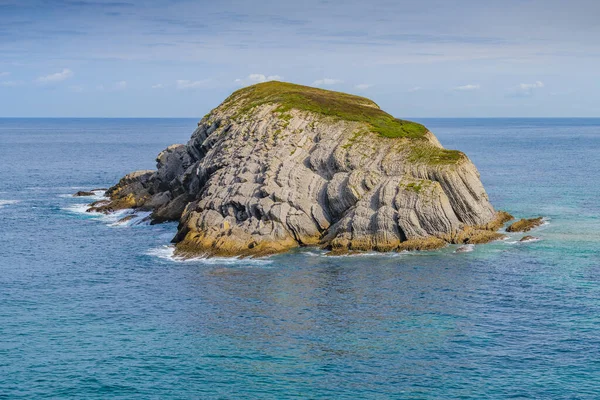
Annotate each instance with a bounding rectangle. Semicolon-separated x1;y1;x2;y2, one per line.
146;245;274;266
454;244;475;253
63;202;151;227
0;200;19;209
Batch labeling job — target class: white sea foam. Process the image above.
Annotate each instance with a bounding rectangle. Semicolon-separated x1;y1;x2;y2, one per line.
264;246;447;259
108;211;152;227
146;245;274;266
520;237;542;244
300;248;414;258
505;236;542;244
454;244;475;253
63;202;151;227
63;202;100;216
0;200;19;209
331;251;409;258
299;250;322;257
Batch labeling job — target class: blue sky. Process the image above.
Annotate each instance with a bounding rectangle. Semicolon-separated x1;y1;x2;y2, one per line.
1;0;599;117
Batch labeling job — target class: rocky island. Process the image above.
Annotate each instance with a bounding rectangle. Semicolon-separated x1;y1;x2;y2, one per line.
88;81;516;257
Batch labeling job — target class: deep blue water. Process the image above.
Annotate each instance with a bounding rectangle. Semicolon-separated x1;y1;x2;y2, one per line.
1;118;599;399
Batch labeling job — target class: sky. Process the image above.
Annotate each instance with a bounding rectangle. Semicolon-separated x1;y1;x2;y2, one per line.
1;0;599;117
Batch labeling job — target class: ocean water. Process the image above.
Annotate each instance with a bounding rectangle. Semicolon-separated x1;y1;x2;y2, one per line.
1;117;599;399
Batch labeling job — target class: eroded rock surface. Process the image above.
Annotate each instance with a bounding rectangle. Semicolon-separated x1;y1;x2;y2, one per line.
92;82;512;257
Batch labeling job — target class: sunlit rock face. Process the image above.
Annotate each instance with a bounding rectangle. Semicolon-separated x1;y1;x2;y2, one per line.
94;82;509;257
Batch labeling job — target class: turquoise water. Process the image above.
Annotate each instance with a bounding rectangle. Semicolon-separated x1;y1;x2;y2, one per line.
1;118;599;399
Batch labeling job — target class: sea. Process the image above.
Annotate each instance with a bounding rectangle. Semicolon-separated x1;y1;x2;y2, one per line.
0;118;599;399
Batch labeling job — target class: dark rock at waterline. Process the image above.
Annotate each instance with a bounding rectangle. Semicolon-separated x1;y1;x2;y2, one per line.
86;199;110;212
88;199;109;207
73;191;95;197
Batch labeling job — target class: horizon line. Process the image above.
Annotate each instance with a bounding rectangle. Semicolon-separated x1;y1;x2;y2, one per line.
1;116;600;119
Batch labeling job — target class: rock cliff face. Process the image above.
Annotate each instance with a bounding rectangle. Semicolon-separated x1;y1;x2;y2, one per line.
91;82;512;257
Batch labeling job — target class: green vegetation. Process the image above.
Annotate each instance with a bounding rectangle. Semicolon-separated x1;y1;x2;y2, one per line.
341;129;367;149
408;143;465;165
223;81;428;139
399;179;438;194
403;181;424;193
220;81;466;165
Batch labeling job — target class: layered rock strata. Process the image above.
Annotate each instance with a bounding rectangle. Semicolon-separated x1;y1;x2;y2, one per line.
89;82;513;257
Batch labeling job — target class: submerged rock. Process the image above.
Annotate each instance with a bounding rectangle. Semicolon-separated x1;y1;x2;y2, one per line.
92;81;513;257
507;217;544;232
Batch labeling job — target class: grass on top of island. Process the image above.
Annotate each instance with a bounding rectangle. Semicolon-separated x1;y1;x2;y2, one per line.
224;81;429;139
219;81;466;165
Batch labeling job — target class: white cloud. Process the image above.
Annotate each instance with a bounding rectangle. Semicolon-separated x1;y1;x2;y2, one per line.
408;86;422;93
312;78;342;86
69;85;85;92
250;74;282;83
234;74;282;86
511;81;544;97
36;68;73;84
0;80;23;87
355;83;372;90
176;79;210;90
519;81;544;90
454;84;480;91
152;83;166;89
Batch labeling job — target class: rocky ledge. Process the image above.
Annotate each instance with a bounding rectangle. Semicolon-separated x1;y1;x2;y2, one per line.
87;81;518;257
507;217;544;232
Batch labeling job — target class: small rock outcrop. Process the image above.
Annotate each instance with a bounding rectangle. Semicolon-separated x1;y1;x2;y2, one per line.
519;235;539;242
73;191;95;197
89;81;513;257
507;217;544;232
